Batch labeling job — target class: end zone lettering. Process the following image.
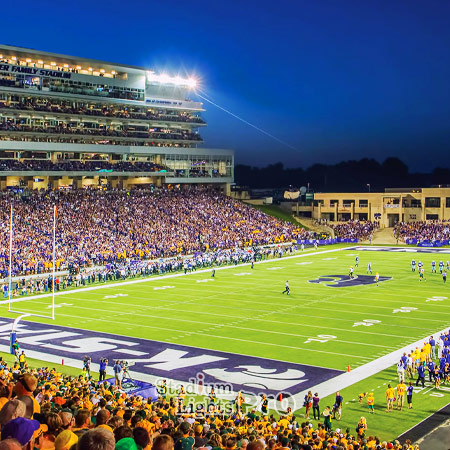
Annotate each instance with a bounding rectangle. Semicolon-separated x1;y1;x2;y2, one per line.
0;318;341;396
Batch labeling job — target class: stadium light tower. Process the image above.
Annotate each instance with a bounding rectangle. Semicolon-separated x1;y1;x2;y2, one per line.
367;183;371;192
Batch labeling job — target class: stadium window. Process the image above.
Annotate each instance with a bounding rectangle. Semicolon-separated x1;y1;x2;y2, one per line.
426;214;439;220
425;197;441;208
446;197;450;208
359;199;368;207
330;199;339;206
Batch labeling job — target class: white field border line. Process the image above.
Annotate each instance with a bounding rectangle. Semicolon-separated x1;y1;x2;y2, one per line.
284;323;450;411
0;246;350;307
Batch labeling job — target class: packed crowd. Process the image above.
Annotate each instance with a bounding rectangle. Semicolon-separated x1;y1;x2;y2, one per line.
329;221;378;241
0;160;168;173
0;99;205;124
0;77;143;102
0;361;417;450
394;221;450;242
0;188;314;277
0;135;195;149
0;121;202;142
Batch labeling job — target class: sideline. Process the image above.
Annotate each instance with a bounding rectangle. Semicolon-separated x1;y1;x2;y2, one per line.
285;324;450;411
0;245;348;307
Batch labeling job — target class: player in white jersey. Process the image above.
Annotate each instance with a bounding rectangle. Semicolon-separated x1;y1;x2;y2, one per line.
282;280;290;295
367;262;372;274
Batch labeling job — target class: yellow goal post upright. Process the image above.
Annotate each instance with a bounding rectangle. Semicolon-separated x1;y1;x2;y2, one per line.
7;204;56;355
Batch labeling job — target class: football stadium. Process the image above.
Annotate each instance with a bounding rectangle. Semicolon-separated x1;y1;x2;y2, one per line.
0;45;449;450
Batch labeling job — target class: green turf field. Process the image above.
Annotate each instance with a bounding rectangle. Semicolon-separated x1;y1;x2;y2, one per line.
2;244;450;440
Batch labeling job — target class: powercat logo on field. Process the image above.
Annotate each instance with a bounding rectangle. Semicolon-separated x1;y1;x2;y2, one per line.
308;274;392;287
0;318;341;396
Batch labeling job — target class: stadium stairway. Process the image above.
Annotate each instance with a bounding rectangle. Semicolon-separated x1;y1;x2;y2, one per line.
294;217;334;237
366;226;398;245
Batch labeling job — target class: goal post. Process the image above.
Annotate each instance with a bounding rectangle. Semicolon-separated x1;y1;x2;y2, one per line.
7;204;56;349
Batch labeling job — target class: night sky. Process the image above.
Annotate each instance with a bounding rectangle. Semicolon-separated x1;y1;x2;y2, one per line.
3;0;450;171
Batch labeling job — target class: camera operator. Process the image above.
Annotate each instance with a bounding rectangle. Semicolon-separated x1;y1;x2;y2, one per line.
83;355;91;378
122;360;131;380
99;358;108;382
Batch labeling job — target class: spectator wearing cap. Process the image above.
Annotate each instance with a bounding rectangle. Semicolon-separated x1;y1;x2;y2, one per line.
193;425;206;448
174;422;193;450
54;430;78;450
1;417;41;450
115;437;137;450
14;375;39;415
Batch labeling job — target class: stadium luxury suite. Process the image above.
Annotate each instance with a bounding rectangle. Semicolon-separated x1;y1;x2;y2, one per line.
0;45;234;191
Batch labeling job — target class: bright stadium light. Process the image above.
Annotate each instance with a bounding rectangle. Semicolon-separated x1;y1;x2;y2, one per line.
147;71;197;87
186;77;197;88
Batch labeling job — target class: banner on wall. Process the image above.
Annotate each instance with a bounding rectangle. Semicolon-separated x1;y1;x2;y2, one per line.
407;239;449;247
296;238;358;245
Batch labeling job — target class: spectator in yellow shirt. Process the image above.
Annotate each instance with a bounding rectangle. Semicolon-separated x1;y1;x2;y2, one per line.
386;384;395;412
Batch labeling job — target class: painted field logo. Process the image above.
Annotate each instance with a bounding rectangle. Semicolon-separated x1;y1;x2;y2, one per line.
0;318;342;397
308;274;392;287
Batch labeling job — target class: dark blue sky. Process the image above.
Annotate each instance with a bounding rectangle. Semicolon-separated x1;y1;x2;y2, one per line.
3;0;450;170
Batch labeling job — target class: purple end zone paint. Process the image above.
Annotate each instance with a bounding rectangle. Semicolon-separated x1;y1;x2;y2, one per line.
0;318;341;396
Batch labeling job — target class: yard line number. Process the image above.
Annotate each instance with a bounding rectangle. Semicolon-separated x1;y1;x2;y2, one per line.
353;319;381;327
305;334;337;344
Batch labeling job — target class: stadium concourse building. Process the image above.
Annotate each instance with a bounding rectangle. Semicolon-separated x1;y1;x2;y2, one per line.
296;187;450;227
0;44;234;191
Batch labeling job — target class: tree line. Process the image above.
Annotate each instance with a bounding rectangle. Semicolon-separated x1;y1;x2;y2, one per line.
234;157;450;192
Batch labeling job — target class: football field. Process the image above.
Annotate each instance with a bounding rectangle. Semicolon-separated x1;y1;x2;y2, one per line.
5;245;450;369
1;244;450;440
